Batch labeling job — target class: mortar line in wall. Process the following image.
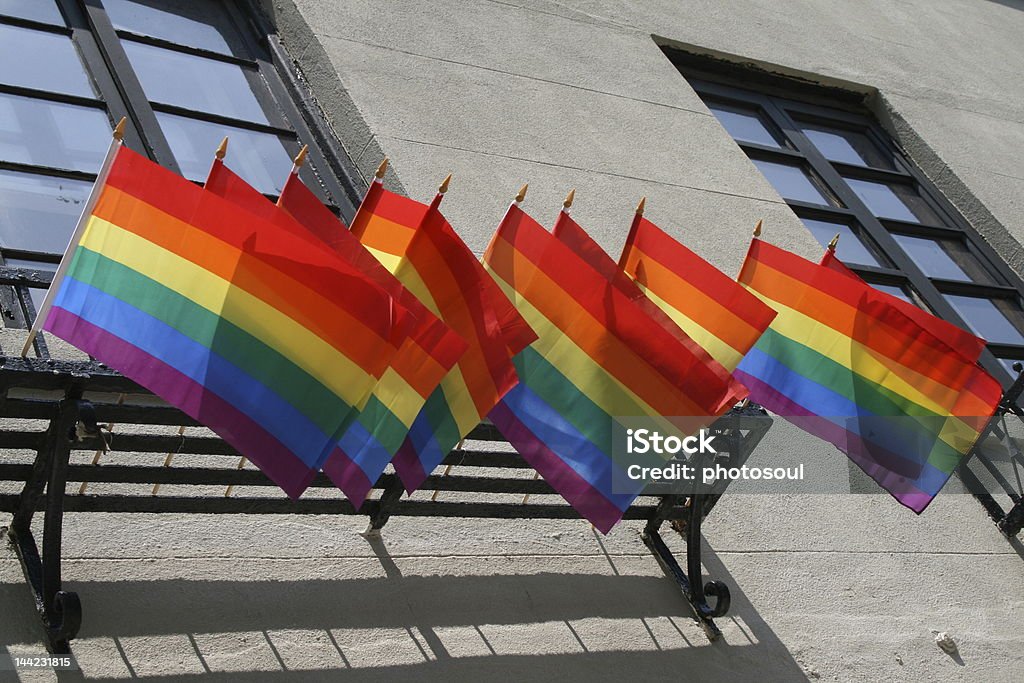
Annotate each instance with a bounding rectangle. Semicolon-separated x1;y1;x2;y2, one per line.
318;33;712;119
480;0;643;34
10;547;1019;563
956;164;1024;183
885;87;1024;128
926;3;1021;36
379;135;786;206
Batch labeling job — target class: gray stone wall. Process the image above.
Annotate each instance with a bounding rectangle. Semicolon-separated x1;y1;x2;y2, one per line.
268;0;1024;276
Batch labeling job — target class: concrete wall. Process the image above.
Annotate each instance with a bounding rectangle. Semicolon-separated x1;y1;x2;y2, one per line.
3;1;1024;680
268;0;1024;273
264;1;1024;679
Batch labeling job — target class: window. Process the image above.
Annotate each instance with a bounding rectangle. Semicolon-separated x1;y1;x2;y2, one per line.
679;70;1024;387
0;0;362;334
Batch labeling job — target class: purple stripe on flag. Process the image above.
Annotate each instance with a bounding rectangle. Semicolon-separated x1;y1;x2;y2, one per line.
489;401;624;533
322;449;375;508
736;370;934;512
46;307;316;498
391;440;429;494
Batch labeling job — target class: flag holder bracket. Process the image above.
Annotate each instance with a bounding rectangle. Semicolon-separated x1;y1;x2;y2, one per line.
642;495;730;640
364;474;406;535
4;386;100;655
638;400;769;639
0;358;774;653
957;366;1024;537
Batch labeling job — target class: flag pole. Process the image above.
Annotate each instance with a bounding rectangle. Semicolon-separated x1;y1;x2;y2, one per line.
428;173;451;211
431;438;464;502
494;182;544;506
495;183;528;228
617;196;646;268
199;135;259;499
827;233;840;252
515;183;528;205
551;188;575;234
153;425;186;496
274;143;308;209
224;456;247;497
753;218;763;238
79;392;124;494
21;117;127;357
345;156;388;223
203;136;229;184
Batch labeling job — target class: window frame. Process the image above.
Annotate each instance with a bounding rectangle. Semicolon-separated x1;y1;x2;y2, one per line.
682;74;1024;387
0;0;367;339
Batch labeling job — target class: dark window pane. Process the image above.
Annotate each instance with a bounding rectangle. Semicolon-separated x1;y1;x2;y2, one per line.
709;103;783;147
0;93;111;172
873;283;914;303
0;170;91;253
0;24;94;97
891;234;991;282
799;123;895;170
103;0;242;56
0;0;63;25
157;112;292;195
801;217;880;266
123;40;268;123
753;159;833;205
943;294;1024;345
845;177;942;223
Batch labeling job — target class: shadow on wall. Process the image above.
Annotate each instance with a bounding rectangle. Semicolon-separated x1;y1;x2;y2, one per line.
0;535;808;681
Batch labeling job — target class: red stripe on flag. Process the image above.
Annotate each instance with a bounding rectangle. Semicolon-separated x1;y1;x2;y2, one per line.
491;205;746;415
743;239;977;392
103;148;409;346
820;249;987;363
402;206;534;414
276;172;468;386
620;215;777;353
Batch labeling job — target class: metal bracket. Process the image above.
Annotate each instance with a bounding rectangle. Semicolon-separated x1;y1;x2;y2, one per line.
637;404;771;638
642;494;730;640
961;366;1024;537
363;475;406;535
5;390;97;653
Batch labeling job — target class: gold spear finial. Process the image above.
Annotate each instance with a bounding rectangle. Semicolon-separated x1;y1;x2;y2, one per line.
375;157;389;179
293;144;309;167
215;136;228;160
753;218;763;237
438;173;452;194
636;196;646;216
827;233;840;252
563;188;575;209
515;183;528;203
113;116;127;141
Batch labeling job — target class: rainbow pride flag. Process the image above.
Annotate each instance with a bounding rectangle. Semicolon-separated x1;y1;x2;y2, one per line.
205;160;466;504
484;205;747;532
735;239;1001;512
352;181;536;492
553;210;748;384
619;214;777;372
44;147;412;497
821;250;987;363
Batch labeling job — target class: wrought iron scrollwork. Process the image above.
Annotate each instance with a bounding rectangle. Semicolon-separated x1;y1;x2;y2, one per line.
6;390;98;653
48;589;82;644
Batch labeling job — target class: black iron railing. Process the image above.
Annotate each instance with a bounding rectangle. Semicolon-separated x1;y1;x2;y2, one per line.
0;352;773;652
